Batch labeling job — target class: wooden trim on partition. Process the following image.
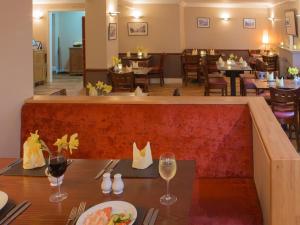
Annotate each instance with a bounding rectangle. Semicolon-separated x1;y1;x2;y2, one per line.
85;68;108;72
119;52;182;56
26;96;251;104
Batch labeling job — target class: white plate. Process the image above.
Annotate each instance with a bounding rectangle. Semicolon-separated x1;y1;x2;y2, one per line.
76;201;137;225
0;191;8;210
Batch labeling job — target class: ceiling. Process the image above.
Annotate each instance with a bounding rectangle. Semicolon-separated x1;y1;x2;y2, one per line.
33;0;294;8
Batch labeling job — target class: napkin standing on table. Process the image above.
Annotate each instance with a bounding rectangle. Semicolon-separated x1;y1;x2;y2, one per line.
132;142;153;169
135;86;143;96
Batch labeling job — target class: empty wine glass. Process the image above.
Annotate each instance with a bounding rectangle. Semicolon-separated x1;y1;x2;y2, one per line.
159;152;177;206
48;152;68;203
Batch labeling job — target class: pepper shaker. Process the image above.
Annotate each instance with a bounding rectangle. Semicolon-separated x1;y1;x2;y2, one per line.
112;174;124;195
101;172;112;194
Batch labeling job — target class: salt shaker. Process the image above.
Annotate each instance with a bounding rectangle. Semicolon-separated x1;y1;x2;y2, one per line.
101;172;112;194
112;174;124;195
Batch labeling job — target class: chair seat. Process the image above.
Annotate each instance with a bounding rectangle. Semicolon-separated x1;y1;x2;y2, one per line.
243;79;256;89
208;72;223;78
274;111;295;119
190;178;263;225
209;77;227;85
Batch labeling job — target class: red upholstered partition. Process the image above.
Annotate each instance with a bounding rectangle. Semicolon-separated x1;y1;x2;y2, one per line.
21;103;253;178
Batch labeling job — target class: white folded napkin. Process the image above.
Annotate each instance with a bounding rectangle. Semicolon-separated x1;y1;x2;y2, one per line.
239;57;244;63
132;61;139;69
267;72;274;81
218;57;224;63
132;142;153;169
135;86;143;96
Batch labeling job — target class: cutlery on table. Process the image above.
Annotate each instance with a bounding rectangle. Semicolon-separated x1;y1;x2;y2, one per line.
2;201;31;225
72;201;86;225
106;159;120;174
148;209;159;225
0;158;22;175
66;206;77;225
143;208;154;225
0;200;29;224
94;159;113;180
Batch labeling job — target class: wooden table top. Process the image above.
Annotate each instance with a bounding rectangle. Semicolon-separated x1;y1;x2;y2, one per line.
0;159;195;225
253;79;300;90
216;62;252;72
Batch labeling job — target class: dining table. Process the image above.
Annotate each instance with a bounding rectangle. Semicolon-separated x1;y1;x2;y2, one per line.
253;79;300;93
0;158;195;225
216;62;252;96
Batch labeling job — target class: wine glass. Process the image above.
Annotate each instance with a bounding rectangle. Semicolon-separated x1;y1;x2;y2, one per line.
159;152;177;206
48;152;68;203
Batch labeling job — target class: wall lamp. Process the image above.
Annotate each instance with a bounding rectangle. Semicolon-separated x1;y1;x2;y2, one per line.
33;10;43;20
109;11;120;17
132;10;143;19
220;13;231;21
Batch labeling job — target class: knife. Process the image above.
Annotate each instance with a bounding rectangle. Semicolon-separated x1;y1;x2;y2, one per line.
148;209;159;225
94;159;113;180
106;159;120;173
0;200;29;224
3;201;31;225
0;159;22;175
143;208;154;225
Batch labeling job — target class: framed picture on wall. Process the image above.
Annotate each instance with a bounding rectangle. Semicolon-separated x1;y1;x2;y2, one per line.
128;22;148;36
243;18;256;29
108;23;117;40
197;17;210;28
285;10;297;36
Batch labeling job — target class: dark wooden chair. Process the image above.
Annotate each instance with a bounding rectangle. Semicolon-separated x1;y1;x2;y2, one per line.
182;54;201;86
203;65;228;96
109;71;134;92
148;53;165;86
205;54;221;74
262;55;278;72
270;87;300;151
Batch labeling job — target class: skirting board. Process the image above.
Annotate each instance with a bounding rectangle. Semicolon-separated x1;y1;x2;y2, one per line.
150;78;182;84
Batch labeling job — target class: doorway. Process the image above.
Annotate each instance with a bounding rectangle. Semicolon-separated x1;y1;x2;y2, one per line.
35;10;85;95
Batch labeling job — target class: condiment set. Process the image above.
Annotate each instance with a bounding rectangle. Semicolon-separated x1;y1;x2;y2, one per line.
101;173;124;194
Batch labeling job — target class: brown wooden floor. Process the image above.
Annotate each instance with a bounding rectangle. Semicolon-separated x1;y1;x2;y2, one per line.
34;75;257;97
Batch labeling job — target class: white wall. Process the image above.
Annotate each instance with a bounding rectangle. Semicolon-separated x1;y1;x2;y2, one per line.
0;0;33;157
54;11;85;72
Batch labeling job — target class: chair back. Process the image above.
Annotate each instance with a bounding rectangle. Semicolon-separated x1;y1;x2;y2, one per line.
262;55;278;72
270;88;300;114
206;54;221;73
110;70;134;92
182;54;200;65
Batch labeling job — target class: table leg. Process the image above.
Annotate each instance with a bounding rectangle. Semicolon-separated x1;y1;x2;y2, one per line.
226;71;237;96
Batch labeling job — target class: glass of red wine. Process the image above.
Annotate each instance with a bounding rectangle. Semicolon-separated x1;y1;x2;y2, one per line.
48;152;68;203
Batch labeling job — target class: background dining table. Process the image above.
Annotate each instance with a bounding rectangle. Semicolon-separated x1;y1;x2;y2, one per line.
253;79;300;92
216;62;252;96
0;158;195;225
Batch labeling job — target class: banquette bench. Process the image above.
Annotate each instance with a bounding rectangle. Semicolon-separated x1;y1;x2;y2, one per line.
21;96;300;225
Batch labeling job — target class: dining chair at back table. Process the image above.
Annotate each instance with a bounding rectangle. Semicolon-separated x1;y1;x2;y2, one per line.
270;87;300;151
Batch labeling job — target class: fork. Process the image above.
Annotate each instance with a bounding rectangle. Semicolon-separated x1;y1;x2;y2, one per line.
72;202;86;225
66;206;77;225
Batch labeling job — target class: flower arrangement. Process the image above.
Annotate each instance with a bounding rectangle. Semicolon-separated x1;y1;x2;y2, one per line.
288;67;299;76
53;133;79;155
229;54;238;61
96;81;112;94
112;56;122;66
23;131;79;169
87;82;112;96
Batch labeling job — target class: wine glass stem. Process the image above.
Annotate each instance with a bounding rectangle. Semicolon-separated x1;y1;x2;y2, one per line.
166;180;170;198
57;177;61;197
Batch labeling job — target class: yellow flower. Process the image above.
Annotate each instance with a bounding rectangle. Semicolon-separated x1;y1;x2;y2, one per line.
86;82;93;90
68;133;79;155
96;81;104;89
54;134;68;152
103;85;112;94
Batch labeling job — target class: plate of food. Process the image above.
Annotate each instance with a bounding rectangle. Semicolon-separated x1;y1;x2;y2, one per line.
0;191;8;210
76;201;137;225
